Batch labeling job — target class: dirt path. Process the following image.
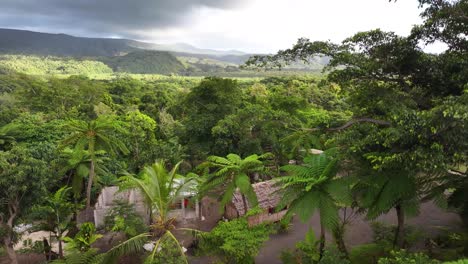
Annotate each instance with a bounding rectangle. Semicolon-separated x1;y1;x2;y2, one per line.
190;202;461;264
254;202;462;264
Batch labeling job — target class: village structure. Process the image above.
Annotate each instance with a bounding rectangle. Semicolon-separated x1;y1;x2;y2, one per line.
92;179;286;230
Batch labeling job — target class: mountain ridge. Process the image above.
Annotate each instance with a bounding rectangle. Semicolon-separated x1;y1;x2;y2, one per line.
0;28;248;57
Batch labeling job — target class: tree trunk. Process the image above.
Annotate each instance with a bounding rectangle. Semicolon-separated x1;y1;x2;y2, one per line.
241;194;249;215
393;204;405;248
333;226;349;259
49;232;52;261
4;201;18;264
319;223;325;259
58;234;63;258
43;238;52;261
86;159;95;209
4;239;17;264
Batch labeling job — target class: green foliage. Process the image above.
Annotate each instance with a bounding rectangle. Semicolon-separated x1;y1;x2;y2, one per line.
201;153;270;213
99;50;185;74
119;160;197;221
63;222;103;252
17;239;44;254
428;230;468;261
281;229;321;264
319;247;351;264
349;243;386;264
123;109;158;171
277;151;350;226
246;1;468;251
0;2;466;260
275;215;293;233
0;144;53;229
51;248;105;264
371;222;423;250
377;250;439;264
180;77;242;158
443;260;468;264
281;231;350;264
244;206;265;217
31;186;77;257
62;115;129;207
0;55;113;75
197;218;272;264
148;237;186;264
104;200;147;238
102;233;150;264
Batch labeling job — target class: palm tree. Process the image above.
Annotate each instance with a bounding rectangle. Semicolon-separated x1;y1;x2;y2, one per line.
61;117;129;209
276;151;351;258
107;160;198;263
201;153;270;214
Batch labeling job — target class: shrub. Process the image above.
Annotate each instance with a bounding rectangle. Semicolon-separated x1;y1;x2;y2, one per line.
280;230;350;264
377;250;439;264
151;238;187;264
17;239;44;254
319;247;351;264
63;222;102;252
443;260;468;264
104;200;147;237
275;215;293;233
349;243;386;264
197;218;272;264
428;231;468;261
371;222;423;249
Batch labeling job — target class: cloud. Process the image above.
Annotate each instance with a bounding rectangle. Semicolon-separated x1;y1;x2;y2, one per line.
0;0;248;39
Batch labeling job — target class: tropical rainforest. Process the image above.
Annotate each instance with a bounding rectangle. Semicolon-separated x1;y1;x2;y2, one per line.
0;0;466;264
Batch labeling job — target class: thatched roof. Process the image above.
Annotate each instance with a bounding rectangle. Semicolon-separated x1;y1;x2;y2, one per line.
231;180;281;215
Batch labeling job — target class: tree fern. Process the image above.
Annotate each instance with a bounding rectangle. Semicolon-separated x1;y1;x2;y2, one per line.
276;151;350;257
200;153;270;213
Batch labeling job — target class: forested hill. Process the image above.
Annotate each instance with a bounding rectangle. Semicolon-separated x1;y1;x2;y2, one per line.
0;50;184;75
98;50;185;74
0;28;246;58
0;28;137;57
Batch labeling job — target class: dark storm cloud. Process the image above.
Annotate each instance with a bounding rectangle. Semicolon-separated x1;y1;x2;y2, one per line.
0;0;247;38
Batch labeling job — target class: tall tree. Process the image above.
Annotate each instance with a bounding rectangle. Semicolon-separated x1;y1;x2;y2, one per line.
0;146;52;264
180;77;242;159
61;116;129;209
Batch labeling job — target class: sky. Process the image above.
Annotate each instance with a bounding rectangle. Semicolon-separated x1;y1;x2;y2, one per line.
0;0;428;53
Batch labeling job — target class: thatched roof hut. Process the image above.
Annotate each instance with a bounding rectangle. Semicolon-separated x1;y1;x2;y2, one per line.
225;180;284;220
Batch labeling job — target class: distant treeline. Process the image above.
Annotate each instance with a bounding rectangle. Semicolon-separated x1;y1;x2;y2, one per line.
0;50;325;77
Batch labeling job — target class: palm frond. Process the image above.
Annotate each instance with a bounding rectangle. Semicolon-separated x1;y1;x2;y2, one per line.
102;233;150;264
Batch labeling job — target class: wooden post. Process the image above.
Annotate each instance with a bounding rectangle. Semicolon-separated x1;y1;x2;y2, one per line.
181;198;186;220
195;199;200;219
